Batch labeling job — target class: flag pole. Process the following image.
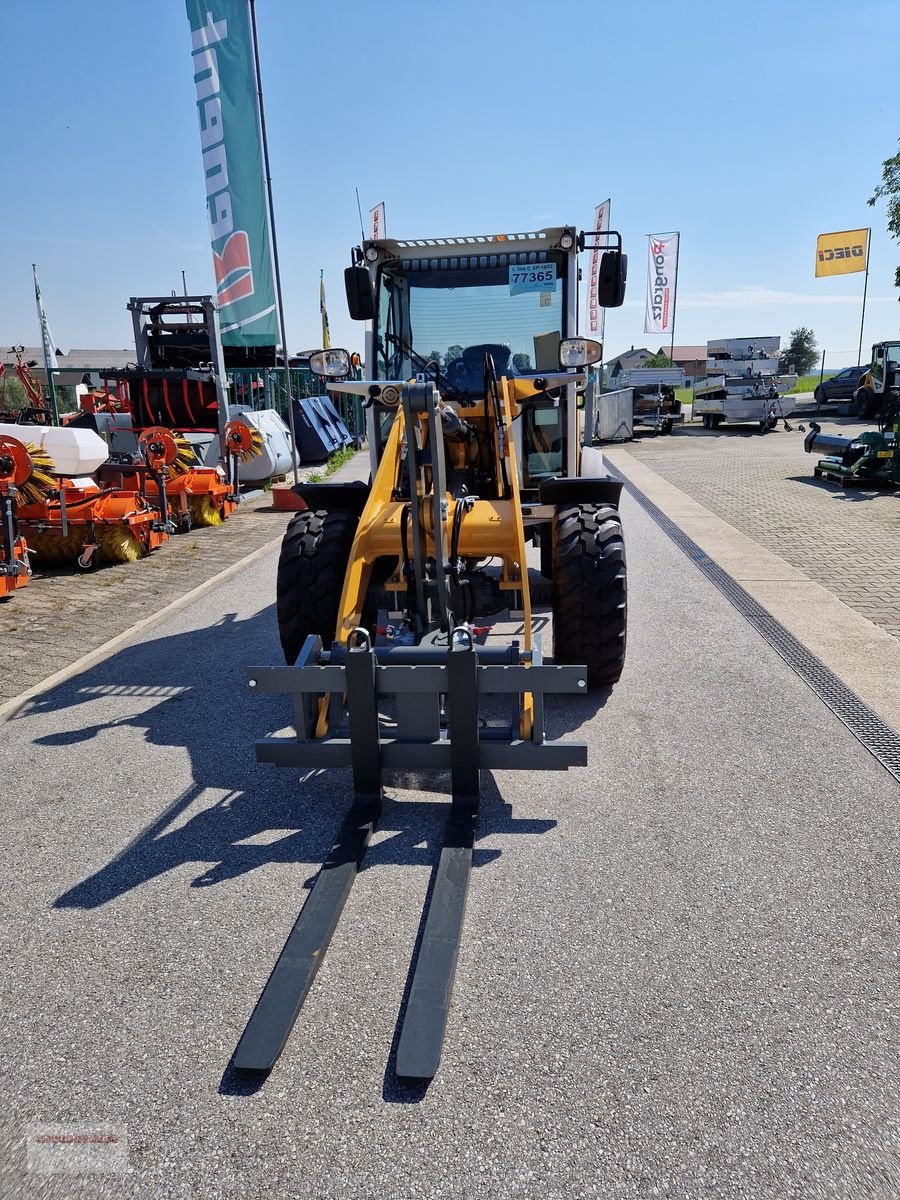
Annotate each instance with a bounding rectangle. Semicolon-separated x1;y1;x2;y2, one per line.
248;0;299;483
856;228;871;367
32;264;60;426
354;187;366;242
669;233;681;363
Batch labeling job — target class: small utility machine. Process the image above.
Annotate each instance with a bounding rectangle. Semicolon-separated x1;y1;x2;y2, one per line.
850;340;900;420
805;407;899;489
236;226;628;1081
804;340;900;488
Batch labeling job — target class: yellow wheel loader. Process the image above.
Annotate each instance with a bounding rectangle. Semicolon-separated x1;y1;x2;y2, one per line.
236;226;628;1082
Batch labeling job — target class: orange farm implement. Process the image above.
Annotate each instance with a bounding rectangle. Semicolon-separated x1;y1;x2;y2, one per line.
0;434;54;596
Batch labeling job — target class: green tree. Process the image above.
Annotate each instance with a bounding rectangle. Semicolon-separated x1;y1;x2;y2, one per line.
868;141;900;296
0;374;75;415
642;352;673;368
779;327;817;375
0;375;31;413
512;353;532;372
445;344;464;365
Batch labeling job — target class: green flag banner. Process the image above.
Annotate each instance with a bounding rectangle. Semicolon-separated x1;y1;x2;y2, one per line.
185;1;277;347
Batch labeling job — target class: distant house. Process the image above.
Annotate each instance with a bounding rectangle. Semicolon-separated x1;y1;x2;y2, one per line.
659;345;708;382
607;347;654;381
0;345;133;387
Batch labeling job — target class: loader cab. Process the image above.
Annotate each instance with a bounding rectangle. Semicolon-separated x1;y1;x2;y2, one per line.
871;344;886;391
353;229;580;484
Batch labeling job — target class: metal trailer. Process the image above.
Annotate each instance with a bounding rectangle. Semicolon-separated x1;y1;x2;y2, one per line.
614;368;685;435
692;375;785;430
692;336;792;432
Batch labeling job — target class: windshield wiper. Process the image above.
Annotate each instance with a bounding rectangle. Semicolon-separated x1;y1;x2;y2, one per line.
382;331;465;400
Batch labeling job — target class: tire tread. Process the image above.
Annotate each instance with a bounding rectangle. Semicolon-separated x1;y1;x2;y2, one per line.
551;502;627;688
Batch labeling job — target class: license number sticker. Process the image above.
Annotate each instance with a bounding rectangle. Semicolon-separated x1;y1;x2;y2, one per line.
509;262;556;295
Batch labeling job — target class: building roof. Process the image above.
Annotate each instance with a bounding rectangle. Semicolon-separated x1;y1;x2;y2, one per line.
62;349;134;369
0;345;133;386
608;347;653;365
660;345;707;361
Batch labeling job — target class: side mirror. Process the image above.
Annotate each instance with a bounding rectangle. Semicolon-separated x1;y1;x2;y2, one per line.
344;265;375;321
309;348;351;378
559;337;603;368
596;250;627;308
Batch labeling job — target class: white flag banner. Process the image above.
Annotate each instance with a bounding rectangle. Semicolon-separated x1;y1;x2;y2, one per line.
33;265;59;371
369;201;386;241
587;199;610;336
644;233;679;334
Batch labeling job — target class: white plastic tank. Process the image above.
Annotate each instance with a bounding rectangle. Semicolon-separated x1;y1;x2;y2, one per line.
227;406;300;482
0;423;109;476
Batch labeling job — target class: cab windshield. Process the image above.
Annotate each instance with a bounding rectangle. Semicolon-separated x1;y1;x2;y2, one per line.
374;251;567;394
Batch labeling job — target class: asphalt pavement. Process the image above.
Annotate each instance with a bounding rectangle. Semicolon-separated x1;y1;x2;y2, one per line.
1;488;897;1199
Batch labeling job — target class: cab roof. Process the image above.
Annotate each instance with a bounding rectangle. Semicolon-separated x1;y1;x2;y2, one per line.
364;228;574;259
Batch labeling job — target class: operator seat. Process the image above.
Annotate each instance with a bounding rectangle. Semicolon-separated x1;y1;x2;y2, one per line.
445;343;515;396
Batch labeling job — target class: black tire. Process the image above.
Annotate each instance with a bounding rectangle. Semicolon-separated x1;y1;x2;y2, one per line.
276;508;357;665
852;388;874;419
551;503;627;688
814;385;825;404
74;546;99;573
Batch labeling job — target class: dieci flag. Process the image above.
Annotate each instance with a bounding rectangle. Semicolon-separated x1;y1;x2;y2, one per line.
815;228;869;277
644;233;679;335
185;1;277;347
588;199;610;336
369;202;386;241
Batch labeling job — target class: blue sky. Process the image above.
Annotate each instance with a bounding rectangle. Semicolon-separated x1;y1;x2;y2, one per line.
4;0;897;369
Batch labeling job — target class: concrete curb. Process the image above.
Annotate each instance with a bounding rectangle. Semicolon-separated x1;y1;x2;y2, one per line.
607;445;900;731
0;532;284;725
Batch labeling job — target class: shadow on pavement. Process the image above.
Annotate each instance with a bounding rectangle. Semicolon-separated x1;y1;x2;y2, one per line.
786;474;897;501
11;604;603;910
15;599;610;1099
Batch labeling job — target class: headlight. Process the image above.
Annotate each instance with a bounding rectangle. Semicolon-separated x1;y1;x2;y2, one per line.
364;245;379;263
559;231;575;250
559;337;602;368
309;348;351;378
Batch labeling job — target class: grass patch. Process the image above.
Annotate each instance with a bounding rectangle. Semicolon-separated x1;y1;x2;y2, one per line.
306;445;358;484
788;373;836;394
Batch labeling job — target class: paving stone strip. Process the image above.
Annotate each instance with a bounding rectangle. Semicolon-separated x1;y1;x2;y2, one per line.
0;453;367;705
0;496;291;704
622;420;900;643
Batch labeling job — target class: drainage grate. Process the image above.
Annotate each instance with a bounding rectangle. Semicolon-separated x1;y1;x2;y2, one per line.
614;472;900;784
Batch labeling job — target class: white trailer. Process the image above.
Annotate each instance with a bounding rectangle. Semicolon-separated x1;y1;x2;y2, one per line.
692;336;788;431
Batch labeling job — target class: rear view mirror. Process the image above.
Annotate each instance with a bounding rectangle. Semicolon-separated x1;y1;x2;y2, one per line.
559;337;602;368
309;348;351;378
597;250;627;308
344;266;375;321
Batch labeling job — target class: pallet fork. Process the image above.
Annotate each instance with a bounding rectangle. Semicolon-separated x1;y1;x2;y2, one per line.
234;374;594;1081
